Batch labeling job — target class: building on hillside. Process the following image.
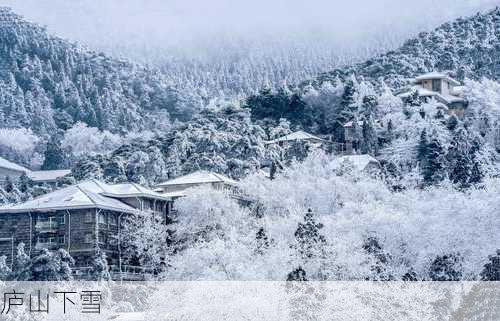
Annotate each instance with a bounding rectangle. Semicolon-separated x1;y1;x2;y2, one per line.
342;121;364;154
0;156;29;182
0;179;175;280
265;130;324;147
398;72;467;116
155;170;238;195
0;156;71;185
333;154;381;174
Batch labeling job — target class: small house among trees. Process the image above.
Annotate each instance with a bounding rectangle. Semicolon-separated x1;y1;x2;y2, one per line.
155;170;238;195
0;156;29;183
398;72;467;117
0;156;70;185
264;130;324;147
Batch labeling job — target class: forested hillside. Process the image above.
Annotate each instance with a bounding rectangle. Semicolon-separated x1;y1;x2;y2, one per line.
316;8;500;87
0;7;204;137
245;7;500;132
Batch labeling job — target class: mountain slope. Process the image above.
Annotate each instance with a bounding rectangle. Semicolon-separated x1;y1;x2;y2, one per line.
314;8;500;87
0;7;202;136
244;8;500;134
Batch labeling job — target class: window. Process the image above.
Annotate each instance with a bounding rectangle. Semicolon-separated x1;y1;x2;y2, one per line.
432;79;442;93
56;215;65;225
109;214;118;226
99;231;107;245
85;212;93;223
98;212;107;224
58;235;65;244
37;236;48;244
84;234;93;244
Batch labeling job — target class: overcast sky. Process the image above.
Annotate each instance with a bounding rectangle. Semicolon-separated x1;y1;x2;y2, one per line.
1;0;498;64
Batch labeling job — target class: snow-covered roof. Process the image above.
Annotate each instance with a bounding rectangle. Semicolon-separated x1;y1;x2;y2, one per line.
101;182;172;201
398;86;466;105
414;72;461;86
0;179;172;214
334;154;380;172
0;156;29;173
156;170;237;187
28;169;71;182
266;131;323;144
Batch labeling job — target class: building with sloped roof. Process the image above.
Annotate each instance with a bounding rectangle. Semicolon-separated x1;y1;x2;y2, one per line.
27;169;72;185
0;179;175;280
265;130;324;146
155;170;238;195
0;156;71;185
0;156;29;182
398;72;467;116
333;154;381;174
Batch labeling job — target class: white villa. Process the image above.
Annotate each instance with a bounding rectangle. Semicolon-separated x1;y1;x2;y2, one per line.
155;170;238;195
398;72;467;116
0;156;71;185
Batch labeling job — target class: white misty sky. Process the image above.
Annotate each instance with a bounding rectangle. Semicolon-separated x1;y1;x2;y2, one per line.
0;0;498;63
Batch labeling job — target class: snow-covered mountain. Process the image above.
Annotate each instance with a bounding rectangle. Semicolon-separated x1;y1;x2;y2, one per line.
0;7;205;137
314;7;500;87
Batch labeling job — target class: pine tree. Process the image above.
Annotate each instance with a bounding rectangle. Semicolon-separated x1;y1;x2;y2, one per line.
0;255;11;280
446;114;459;131
29;248;74;281
12;242;31;281
480;250;500;281
429;253;462;281
255;227;270;255
287;266;308;281
421;136;446;185
89;248;111;281
56;249;75;281
447;128;484;189
294;209;326;260
361;117;378;155
406;89;421;107
17;173;33;193
362;95;378;117
362;236;393;280
42;135;67;170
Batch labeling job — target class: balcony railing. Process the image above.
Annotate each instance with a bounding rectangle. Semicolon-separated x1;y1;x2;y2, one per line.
35;242;59;250
35;221;58;232
73;265;156;281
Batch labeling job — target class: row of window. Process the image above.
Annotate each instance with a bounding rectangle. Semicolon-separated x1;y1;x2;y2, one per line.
37;215;65;225
37;235;65;245
37;233;118;246
84;212;119;225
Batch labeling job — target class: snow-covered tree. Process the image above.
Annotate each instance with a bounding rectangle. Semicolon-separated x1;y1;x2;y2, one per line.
29;248;74;281
11;242;31;281
89;248;112;281
0;255;11;280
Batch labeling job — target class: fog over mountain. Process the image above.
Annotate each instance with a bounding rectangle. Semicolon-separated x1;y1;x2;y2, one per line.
2;0;497;66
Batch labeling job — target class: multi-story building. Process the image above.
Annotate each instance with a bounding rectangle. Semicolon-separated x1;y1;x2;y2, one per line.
398;72;468;116
0;179;175;279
